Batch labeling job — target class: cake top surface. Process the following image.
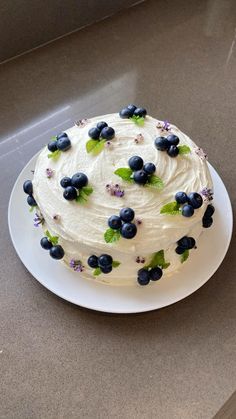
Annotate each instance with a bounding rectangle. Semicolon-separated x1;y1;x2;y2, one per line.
33;113;212;255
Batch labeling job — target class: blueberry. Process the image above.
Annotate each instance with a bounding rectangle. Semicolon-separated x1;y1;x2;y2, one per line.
167;145;179;157
175;191;188;204
63;186;77;200
187;237;196;249
150;267;163;281
177;236;190;249
175;246;186;254
121;223;137;239
100;265;112;274
98;254;113;268
100;126;115;140
57;137;71;151
71;172;88;189
49;245;65;260
188;192;203;209
88;127;100;139
143;162;156;175
202;216;213;228
137;268;150;285
23;180;33;195
57;132;68;140
108;215;122;230
127;104;137;113
87;255;98;268
167;134;179;146
119;107;133;119
40;237;52;250
119;207;135;222
133;170;148;185
60;177;71;188
182;204;194;217
27;195;37;206
154;137;170;151
133;107;147;118
96;121;108;131
47;141;58;152
204;204;215;218
128;155;143;171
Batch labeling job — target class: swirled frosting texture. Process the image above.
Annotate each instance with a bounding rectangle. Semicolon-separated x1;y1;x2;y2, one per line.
33;114;213;285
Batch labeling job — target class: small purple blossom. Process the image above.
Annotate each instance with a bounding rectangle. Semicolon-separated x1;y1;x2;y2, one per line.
135;218;142;225
75;118;89;127
156;120;171;133
46;168;54;178
200;187;214;202
106;183;125;198
136;256;145;264
69;259;84;272
134;133;144;144
195;147;208;160
53;214;60;222
105;141;113;148
33;212;45;227
163;120;171;131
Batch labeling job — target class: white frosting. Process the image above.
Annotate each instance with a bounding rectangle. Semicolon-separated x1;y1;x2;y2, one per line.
33;114;213;285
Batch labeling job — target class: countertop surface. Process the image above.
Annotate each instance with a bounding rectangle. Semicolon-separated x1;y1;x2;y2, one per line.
0;0;236;418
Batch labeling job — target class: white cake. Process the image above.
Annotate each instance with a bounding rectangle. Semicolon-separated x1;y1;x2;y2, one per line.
27;108;214;286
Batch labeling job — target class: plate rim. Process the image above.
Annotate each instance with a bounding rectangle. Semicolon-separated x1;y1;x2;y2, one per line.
8;154;233;314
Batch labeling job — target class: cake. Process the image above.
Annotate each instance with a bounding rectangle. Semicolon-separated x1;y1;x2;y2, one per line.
23;105;215;286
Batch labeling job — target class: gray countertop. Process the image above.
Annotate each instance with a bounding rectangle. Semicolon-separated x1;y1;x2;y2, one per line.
0;0;236;418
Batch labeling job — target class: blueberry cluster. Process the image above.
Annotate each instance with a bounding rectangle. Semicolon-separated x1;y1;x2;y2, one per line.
202;204;215;228
155;134;181;157
119;104;147;119
40;237;65;260
23;180;37;207
128;156;156;185
175;236;196;254
48;132;71;152
89;121;115;141
175;191;203;217
137;266;163;286
88;254;113;274
108;207;137;239
60;172;88;200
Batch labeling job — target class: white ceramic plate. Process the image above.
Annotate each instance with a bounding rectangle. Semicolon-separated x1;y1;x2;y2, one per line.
8;154;233;313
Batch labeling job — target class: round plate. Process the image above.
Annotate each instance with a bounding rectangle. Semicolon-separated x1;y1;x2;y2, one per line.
8;154;233;313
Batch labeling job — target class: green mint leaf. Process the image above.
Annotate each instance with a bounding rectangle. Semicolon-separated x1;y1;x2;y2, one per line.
178;145;191;155
146;174;164;189
50;136;57;141
48;149;61;160
104;228;121;243
145;250;170;270
112;260;121;268
162;262;170;269
86;139;99;153
130;116;145;126
148;250;165;268
160;201;181;215
75;186;93;203
45;230;59;245
181;249;189;263
92;139;106;155
75;194;87;204
93;267;102;276
29;206;37;212
114;167;134;182
81;186;93;196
